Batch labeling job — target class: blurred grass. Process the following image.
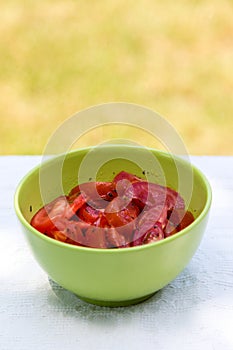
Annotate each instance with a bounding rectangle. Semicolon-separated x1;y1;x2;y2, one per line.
0;0;233;154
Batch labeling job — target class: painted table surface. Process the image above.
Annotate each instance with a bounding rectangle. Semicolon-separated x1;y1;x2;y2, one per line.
0;156;232;350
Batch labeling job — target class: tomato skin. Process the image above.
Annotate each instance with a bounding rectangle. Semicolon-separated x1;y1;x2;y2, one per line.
50;219;87;246
31;195;86;233
70;194;87;214
30;196;67;233
31;207;56;233
77;204;101;224
84;226;107;249
133;224;164;247
105;199;140;242
132;206;167;246
95;182;117;201
117;181;184;213
65;221;86;246
164;209;183;237
105;227;127;248
179;211;195;230
142;224;164;245
113;171;142;186
67;185;81;201
68;182;117;202
137;205;168;233
164;221;178;238
166;190;185;210
105;198;139;227
53;231;67;242
93;214;109;228
164;209;194;237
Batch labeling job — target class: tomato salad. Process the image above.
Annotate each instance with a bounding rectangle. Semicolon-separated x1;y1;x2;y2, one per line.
31;171;194;248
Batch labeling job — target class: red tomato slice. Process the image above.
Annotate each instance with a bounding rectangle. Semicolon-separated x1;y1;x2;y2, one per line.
70;194;87;214
105;199;140;242
164;208;184;237
166;189;185;210
130;182;158;207
30;196;67;233
132;205;167;246
77;203;101;224
123;181;185;211
142;224;164;245
105;227;127;248
113;171;142;186
121;181;166;209
105;198;139;227
49;196;84;220
31;207;56;233
65;221;86;246
52;231;67;242
179;211;195;230
95;182;117;201
133;223;164;247
48;195;86;221
52;219;87;246
164;209;194;237
31;195;85;233
138;205;168;232
164;221;178;238
93;214;109;228
85;226;107;248
113;172;184;210
68;182;117;202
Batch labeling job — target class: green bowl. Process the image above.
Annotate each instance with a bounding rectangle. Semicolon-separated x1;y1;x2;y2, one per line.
14;146;212;307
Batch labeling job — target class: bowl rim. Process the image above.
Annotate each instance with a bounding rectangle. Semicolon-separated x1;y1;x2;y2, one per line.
14;145;212;254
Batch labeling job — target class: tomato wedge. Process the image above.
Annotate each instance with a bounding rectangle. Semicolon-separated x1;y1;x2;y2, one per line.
105;227;128;248
179;211;195;230
77;203;102;224
142;224;164;245
132;205;167;246
84;226;107;249
105;198;140;227
113;171;142;185
31;207;56;234
68;182;117;202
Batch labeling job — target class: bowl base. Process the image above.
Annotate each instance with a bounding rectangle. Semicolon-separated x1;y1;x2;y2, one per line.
77;292;156;307
49;278;157;307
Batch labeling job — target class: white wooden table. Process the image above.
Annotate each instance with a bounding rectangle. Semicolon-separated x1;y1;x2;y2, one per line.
0;156;233;350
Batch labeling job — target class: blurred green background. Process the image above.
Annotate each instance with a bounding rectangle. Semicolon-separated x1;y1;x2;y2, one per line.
0;0;233;155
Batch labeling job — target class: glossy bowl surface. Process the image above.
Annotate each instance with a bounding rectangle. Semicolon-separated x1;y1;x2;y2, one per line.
14;146;211;306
